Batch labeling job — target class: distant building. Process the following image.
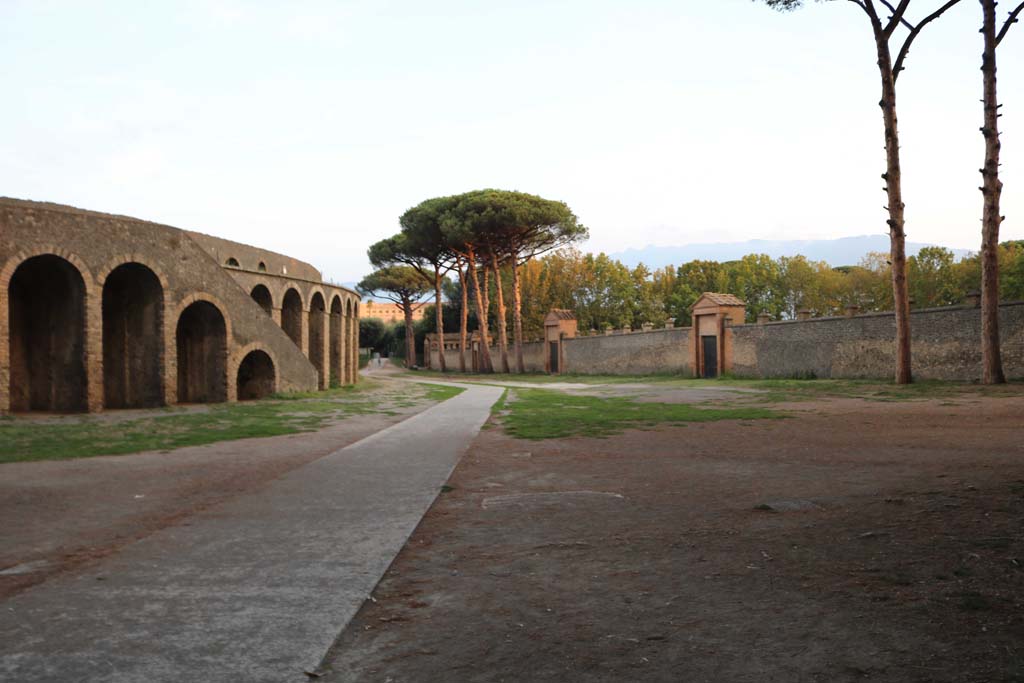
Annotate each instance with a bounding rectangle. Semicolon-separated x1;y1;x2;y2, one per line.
362;301;427;324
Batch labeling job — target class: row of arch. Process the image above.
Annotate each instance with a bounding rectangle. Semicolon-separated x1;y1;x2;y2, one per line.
3;254;337;413
226;257;269;273
247;283;358;391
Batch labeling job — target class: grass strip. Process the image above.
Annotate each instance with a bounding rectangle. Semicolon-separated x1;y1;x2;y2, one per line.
0;381;463;464
499;389;782;440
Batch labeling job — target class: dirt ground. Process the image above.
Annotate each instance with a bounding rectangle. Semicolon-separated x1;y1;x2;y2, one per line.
322;393;1024;682
0;380;439;600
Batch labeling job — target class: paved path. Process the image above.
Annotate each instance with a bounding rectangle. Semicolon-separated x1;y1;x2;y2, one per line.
0;382;503;683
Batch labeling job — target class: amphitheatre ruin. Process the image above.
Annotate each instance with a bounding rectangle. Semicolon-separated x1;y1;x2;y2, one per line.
0;198;361;415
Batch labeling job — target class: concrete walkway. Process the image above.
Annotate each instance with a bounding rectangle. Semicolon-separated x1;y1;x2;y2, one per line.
0;382;503;683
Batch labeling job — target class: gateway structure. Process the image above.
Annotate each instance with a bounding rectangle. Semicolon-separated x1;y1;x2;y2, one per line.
0;198;359;414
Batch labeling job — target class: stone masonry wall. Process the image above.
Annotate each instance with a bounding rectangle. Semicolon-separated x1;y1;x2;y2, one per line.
730;302;1024;380
562;328;692;375
431;340;546;373
185;231;323;282
1;198;326;412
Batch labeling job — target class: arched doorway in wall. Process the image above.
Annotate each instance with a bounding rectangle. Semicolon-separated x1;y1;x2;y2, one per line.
309;292;326;389
330;296;342;387
281;288;303;348
345;299;354;383
103;263;164;409
236;350;275;400
251;284;273;316
352;301;360;379
175;301;227;403
8;255;88;412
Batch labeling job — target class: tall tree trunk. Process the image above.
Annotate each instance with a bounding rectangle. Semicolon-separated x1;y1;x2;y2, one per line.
490;250;511;373
980;0;1006;383
466;246;493;372
511;259;525;373
457;256;468;373
481;265;492;370
872;24;913;384
403;298;416;369
433;266;447;372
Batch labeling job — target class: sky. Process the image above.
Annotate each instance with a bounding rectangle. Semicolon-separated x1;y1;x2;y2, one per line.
2;0;1023;283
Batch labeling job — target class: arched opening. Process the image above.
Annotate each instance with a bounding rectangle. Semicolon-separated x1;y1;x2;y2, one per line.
330;296;342;387
309;292;326;389
347;299;355;376
281;288;303;348
225;257;240;268
175;301;227;404
103;263;163;409
257;261;267;272
250;284;273;316
8;255;88;412
236;350;275;400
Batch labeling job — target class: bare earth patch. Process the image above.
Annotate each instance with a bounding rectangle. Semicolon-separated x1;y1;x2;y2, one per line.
322;393;1024;682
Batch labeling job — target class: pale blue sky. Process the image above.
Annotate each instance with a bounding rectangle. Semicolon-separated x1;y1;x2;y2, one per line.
2;0;1021;281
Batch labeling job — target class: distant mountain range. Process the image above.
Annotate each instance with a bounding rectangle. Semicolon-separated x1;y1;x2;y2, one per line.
609;235;972;270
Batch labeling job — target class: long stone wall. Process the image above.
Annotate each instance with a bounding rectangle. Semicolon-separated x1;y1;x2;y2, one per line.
562;328;692;376
430;340;546;373
731;302;1024;381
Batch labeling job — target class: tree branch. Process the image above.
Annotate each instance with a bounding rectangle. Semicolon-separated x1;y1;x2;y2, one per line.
892;0;964;82
880;0;913;37
848;0;872;17
996;1;1024;46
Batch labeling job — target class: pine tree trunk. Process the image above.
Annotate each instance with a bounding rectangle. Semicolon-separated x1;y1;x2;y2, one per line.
980;0;1006;383
481;267;493;371
434;267;446;372
490;250;511;373
466;246;493;372
873;26;913;384
403;298;416;369
511;259;525;373
457;257;468;373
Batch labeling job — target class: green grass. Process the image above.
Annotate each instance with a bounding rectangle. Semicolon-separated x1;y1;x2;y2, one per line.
418;383;465;402
412;369;1024;403
0;381;463;464
497;388;782;440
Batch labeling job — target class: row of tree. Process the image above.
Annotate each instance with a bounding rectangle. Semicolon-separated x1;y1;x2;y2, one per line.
357;189;587;373
362;242;1024;350
762;0;1023;383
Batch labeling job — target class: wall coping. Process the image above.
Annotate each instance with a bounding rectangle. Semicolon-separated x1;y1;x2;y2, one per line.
569;326;691;340
732;300;1024;330
0;197;358;298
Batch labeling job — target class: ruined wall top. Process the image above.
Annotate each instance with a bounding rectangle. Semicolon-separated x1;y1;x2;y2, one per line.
185;230;323;283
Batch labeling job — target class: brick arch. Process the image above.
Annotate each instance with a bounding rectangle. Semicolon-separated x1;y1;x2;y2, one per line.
308;290;327;388
0;246;96;293
169;292;234;405
99;259;168;409
231;342;279;400
1;247;99;413
96;254;171;292
329;294;344;387
306;285;327;312
281;287;304;348
250;283;274;316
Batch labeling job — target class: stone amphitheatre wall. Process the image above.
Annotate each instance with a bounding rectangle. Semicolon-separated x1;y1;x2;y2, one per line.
185;231;323;282
1;198;360;413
